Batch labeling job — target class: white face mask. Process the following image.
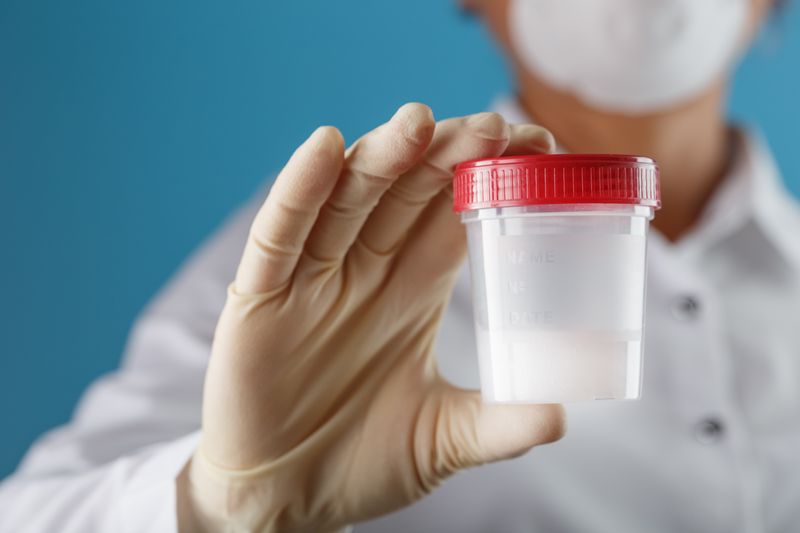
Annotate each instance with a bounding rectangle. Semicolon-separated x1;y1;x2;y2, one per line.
508;0;749;113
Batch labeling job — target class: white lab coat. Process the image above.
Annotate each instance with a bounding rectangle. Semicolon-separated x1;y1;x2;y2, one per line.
2;98;800;533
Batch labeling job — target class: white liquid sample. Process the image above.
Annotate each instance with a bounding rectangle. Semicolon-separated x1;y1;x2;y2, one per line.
476;328;642;403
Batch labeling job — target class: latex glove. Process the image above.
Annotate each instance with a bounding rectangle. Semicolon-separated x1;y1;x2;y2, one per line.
179;104;565;533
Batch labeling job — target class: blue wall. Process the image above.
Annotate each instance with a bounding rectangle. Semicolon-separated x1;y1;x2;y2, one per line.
1;1;798;478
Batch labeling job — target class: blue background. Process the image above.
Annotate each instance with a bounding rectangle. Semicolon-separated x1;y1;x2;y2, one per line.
1;1;798;478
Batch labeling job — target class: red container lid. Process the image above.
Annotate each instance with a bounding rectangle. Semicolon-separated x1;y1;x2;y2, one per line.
453;154;660;212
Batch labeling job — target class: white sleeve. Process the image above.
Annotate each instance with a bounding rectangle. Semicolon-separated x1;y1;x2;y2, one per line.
0;191;264;533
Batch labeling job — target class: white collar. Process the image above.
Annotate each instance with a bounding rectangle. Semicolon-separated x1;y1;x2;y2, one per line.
490;95;800;269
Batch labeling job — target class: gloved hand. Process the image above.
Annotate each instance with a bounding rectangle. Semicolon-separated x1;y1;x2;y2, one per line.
178;104;565;533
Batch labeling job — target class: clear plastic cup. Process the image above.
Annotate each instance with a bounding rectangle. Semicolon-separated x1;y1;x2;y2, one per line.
453;155;661;403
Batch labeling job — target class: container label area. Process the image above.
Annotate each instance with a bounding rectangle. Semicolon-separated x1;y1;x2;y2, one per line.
492;233;647;331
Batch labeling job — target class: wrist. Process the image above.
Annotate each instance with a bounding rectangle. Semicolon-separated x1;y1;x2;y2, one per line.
180;448;350;533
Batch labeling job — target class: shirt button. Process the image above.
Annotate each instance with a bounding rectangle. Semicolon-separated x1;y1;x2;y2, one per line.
694;418;725;445
671;294;701;321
